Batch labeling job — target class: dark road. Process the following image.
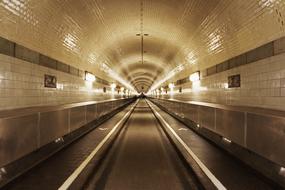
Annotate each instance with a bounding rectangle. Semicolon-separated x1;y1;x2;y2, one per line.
84;100;201;190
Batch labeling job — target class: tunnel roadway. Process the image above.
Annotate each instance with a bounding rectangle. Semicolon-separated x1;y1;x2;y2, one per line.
3;99;281;190
80;100;202;190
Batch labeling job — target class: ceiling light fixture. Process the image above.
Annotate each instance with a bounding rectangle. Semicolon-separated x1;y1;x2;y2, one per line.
279;167;285;177
85;71;96;82
168;83;175;89
189;71;200;82
222;137;232;144
110;83;117;90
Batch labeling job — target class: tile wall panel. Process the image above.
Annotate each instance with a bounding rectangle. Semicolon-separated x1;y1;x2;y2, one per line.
0;54;125;110
159;53;285;111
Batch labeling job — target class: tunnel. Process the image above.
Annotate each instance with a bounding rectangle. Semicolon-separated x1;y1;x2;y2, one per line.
0;0;285;189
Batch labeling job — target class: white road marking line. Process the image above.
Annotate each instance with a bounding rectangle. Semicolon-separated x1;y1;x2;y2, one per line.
99;127;108;131
58;101;137;190
147;101;227;190
178;128;188;131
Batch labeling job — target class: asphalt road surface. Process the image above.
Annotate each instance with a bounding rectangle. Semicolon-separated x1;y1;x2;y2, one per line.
83;100;202;190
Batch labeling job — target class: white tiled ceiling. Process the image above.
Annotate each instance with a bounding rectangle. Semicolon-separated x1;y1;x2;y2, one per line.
0;0;284;92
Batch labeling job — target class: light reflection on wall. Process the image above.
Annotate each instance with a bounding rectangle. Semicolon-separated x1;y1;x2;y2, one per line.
170;88;179;98
186;52;198;65
88;53;97;65
63;33;79;53
223;83;229;89
207;29;223;54
192;81;208;92
0;74;3;85
259;0;280;8
57;83;64;90
82;81;94;93
101;63;136;93
149;64;184;93
0;0;38;26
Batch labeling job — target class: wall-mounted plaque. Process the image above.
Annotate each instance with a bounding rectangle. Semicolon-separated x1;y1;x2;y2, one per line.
44;74;57;88
228;74;240;88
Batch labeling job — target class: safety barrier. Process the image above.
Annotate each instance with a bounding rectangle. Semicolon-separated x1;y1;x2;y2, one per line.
0;98;134;167
149;97;285;168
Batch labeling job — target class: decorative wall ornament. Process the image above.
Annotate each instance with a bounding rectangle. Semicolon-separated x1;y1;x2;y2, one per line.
228;74;240;88
44;74;57;88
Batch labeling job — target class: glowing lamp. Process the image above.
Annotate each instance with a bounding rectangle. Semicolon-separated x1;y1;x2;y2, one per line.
85;71;96;82
168;83;175;89
110;83;117;89
189;71;200;82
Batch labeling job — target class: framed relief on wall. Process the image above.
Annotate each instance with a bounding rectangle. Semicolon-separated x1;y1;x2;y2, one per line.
44;74;57;88
228;74;240;88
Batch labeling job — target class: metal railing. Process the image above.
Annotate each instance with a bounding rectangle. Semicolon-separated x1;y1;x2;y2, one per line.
0;98;134;167
149;97;285;167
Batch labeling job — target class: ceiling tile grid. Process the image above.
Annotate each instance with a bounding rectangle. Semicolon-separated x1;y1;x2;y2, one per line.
0;0;284;92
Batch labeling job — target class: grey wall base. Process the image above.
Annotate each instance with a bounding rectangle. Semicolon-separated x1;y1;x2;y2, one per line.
150;99;285;188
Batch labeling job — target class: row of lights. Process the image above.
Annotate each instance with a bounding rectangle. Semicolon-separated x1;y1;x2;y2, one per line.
85;71;130;94
111;83;126;92
154;71;200;94
111;83;128;93
86;70;201;94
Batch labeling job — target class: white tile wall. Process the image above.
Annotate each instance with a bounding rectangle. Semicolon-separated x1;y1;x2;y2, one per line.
159;53;285;111
0;54;124;110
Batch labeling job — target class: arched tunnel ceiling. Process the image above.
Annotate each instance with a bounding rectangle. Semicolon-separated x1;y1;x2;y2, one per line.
0;0;285;92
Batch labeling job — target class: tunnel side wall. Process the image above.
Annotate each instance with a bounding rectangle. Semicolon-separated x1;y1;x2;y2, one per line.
153;36;285;111
0;48;127;110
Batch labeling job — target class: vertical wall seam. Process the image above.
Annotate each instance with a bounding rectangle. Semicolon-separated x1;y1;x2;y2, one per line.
244;112;247;147
37;112;41;149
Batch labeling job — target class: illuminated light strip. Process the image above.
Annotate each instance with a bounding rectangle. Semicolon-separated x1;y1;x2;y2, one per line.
147;100;227;190
58;101;138;190
101;63;136;93
148;64;184;93
108;69;135;92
